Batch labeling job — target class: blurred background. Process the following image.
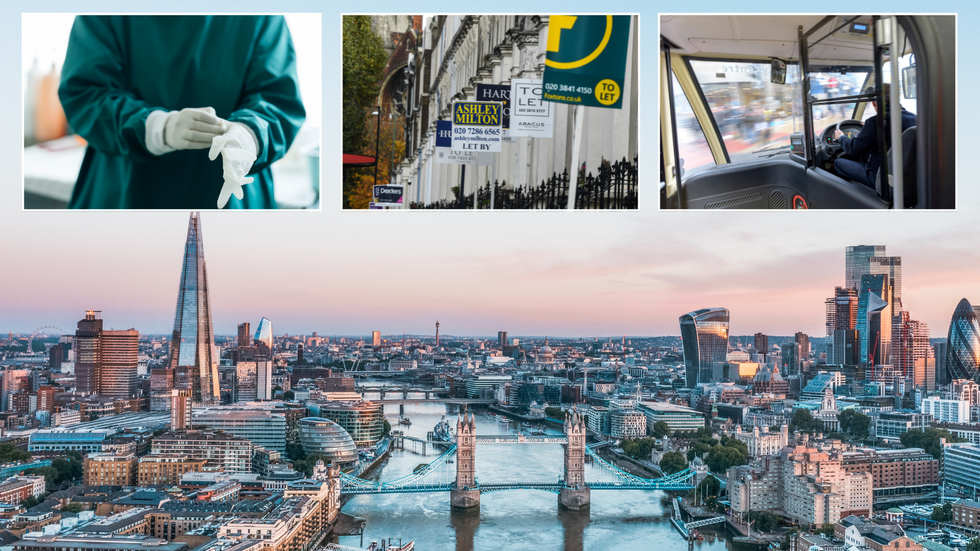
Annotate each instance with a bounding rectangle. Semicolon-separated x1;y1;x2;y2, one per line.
22;14;322;209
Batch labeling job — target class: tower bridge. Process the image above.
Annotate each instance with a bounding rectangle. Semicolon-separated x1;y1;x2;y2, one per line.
339;413;696;511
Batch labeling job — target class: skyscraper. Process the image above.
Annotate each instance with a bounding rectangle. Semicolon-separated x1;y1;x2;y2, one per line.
498;331;508;349
679;308;730;388
435;320;440;347
74;310;139;397
372;331;381;347
946;299;980;384
845;245;902;311
75;310;104;394
169;212;220;406
254;318;273;357
753;333;768;361
237;323;251;348
891;312;934;390
857;274;891;367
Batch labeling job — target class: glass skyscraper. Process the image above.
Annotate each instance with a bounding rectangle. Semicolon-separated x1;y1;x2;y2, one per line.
679;308;730;388
947;298;980;384
856;274;891;366
254;317;273;357
169;212;220;406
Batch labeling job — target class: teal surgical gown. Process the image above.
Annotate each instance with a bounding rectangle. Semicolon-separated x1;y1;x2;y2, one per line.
59;15;306;209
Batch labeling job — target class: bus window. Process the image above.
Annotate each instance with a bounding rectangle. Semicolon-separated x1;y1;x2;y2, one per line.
672;74;714;177
859;53;917;123
688;60;801;163
807;69;871;128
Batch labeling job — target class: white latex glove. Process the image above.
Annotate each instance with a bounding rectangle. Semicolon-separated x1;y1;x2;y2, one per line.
209;122;258;209
163;107;224;150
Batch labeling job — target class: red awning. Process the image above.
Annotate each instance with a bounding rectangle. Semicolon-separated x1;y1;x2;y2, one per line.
343;153;377;167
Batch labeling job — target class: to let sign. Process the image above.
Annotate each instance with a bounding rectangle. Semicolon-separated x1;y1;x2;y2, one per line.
451;101;503;152
541;15;631;109
509;79;555;138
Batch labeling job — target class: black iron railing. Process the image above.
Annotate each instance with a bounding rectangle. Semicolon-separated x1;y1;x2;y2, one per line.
410;156;638;210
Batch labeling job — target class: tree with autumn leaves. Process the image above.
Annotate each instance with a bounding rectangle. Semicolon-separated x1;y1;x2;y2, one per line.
342;16;391;208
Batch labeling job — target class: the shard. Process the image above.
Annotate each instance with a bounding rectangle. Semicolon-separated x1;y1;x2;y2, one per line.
169;212;220;406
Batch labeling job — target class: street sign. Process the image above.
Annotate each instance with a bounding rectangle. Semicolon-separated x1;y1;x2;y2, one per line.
541;15;631;109
476;84;515;143
509;79;555;138
435;120;476;164
451;101;503;152
475;84;511;128
373;185;403;204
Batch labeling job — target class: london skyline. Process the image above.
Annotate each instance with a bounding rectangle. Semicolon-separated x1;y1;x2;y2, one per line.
2;209;978;338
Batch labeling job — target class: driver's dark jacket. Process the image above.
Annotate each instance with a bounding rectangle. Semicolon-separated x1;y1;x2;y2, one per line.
839;108;917;179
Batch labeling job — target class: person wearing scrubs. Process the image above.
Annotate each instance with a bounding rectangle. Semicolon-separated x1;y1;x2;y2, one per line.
59;15;306;209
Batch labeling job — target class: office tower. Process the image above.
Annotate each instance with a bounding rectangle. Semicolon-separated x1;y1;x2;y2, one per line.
236;362;258;402
946;298;980;384
435;320;440;347
1;368;30;411
827;287;860;366
845;245;886;290
857;274;891;367
237;323;251;347
679;308;730;388
99;329;139;397
37;386;55;413
171;390;191;430
297;343;304;364
892;311;934;390
795;332;810;372
150;368;175;411
169;212;220;406
498;331;508;349
75;310;104;394
372;331;381;347
256;361;273;400
254;318;273;357
48;345;63;370
869;256;902;311
753;333;768;360
935;342;949;386
781;343;800;376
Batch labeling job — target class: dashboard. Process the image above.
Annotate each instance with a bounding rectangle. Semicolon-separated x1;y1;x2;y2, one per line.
821;121;864;145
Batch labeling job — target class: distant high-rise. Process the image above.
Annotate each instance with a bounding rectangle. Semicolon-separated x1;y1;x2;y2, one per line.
946;299;980;384
237;323;251;348
254;318;273;357
891;311;934;390
498;331;508;349
169;212;220;406
1;368;30;411
74;310;139;397
679;308;730;388
935;342;949;386
857;274;891;367
845;245;902;311
171;390;191;430
372;331;381;347
753;333;768;360
75;310;104;394
435;320;440;347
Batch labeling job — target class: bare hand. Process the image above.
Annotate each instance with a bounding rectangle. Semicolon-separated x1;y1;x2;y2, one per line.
834;129;844;141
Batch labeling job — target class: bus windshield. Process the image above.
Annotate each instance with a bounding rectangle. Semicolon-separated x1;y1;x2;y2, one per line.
807;68;872;130
688;59;802;162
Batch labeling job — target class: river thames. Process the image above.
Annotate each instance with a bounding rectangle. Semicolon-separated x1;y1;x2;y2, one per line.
334;396;742;551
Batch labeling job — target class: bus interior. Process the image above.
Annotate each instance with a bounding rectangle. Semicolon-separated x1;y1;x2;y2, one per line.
660;15;955;209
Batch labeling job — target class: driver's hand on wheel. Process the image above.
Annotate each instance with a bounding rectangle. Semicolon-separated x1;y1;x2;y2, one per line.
834;129;844;141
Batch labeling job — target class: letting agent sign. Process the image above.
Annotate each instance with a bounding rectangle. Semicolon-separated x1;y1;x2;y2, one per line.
509;79;555;138
451;101;503;152
373;185;403;204
434;120;476;165
541;15;631;109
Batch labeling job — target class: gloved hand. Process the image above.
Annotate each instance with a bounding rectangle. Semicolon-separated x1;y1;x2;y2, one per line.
163;107;225;150
209;122;258;209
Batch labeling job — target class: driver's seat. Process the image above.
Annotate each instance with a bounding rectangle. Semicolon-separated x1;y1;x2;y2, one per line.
875;126;917;208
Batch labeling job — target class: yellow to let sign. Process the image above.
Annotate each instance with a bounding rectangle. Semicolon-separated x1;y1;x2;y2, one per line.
453;102;502;127
541;15;631;109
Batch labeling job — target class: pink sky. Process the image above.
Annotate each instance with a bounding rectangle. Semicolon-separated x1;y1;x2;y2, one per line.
1;208;977;339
